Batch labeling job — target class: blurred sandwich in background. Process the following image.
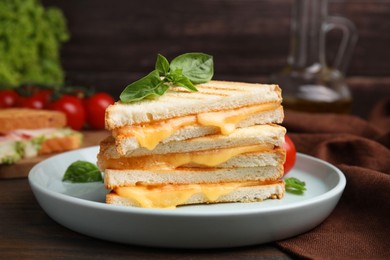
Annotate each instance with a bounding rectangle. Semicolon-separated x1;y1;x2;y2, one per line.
0;108;82;165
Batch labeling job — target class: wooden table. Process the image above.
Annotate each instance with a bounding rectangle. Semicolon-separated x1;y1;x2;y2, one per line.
0;179;291;258
0;131;291;258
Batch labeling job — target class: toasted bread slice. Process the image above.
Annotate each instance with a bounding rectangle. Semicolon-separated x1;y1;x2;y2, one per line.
105;80;282;129
104;165;283;189
39;132;82;155
99;124;286;159
0;108;66;132
106;180;285;208
98;148;285;171
112;106;284;153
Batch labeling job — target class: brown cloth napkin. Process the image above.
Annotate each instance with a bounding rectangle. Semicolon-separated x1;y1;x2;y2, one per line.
275;99;390;259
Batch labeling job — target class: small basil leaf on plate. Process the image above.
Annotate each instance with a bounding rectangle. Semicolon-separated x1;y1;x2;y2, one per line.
63;160;103;183
285;177;307;195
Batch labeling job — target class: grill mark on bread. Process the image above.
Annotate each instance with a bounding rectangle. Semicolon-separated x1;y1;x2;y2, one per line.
196;85;253;93
169;83;275;97
167;91;231;98
172;93;230;98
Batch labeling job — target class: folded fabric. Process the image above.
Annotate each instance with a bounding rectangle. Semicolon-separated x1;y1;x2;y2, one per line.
275;99;390;259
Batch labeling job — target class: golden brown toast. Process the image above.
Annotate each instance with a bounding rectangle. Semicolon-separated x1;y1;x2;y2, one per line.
39;133;82;155
0;108;66;132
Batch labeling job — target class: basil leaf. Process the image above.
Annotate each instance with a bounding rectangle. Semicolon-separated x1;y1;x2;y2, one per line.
165;68;183;82
285;177;307;195
170;53;214;84
120;70;164;102
164;69;196;92
153;81;170;96
63;160;103;183
155;54;170;75
119;52;214;103
172;74;197;92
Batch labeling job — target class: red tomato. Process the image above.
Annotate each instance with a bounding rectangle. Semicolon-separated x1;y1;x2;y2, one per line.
84;92;115;129
34;89;53;108
0;90;19;108
19;97;45;109
283;135;297;176
49;95;86;130
16;90;53;109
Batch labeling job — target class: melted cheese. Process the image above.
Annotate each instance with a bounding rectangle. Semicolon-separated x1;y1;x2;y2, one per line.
114;103;279;150
114;181;277;209
114;116;196;150
197;103;279;135
102;144;273;170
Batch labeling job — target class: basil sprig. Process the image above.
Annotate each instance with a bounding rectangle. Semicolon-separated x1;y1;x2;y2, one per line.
285;177;307;195
62;160;103;183
120;53;214;103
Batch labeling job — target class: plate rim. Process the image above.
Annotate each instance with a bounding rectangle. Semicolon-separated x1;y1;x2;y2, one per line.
28;146;346;217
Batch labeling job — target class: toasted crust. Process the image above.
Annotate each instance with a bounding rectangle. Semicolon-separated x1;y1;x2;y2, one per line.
97;148;286;171
112;107;284;154
0;109;66;132
106;181;285;208
103;165;284;189
39;133;82;155
99;124;286;159
105;80;282;129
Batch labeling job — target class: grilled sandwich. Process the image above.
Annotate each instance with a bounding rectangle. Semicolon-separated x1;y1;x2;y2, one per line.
99;80;286;209
0;108;82;164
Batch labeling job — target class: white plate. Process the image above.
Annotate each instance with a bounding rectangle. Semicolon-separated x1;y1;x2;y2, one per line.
29;146;346;249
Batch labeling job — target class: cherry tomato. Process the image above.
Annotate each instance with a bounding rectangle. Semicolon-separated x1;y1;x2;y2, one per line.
83;92;115;129
20;97;45;109
49;95;86;130
16;90;53;109
283;135;297;176
34;89;53;108
0;90;19;108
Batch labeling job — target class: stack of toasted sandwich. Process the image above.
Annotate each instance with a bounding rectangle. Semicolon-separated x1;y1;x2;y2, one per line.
98;80;286;209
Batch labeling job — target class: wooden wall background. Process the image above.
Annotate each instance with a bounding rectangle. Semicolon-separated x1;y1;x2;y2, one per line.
42;0;390;118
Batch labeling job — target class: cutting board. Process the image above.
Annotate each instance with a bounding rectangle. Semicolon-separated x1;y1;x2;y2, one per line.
0;130;109;179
